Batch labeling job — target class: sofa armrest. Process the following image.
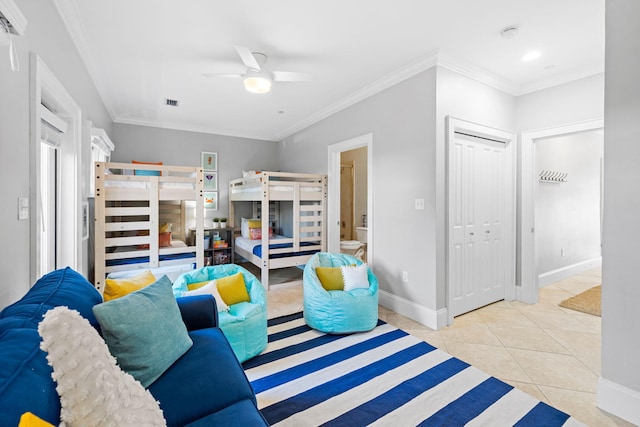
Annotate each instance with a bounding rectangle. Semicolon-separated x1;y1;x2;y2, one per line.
175;295;219;331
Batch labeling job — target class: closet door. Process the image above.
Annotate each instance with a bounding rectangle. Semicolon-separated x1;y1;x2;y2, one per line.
449;133;508;317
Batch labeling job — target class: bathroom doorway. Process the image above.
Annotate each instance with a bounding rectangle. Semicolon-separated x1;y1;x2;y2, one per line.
327;133;373;265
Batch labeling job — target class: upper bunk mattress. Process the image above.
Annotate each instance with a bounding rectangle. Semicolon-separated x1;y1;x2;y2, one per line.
236;236;320;259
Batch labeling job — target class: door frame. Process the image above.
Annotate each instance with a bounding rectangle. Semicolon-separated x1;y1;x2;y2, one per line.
518;118;604;303
446;117;516;324
328;133;373;264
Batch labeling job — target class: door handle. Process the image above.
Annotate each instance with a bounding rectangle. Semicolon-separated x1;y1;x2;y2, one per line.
470;232;474;236
486;230;491;233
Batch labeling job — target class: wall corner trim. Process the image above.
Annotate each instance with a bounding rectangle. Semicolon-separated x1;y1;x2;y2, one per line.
378;290;448;330
597;377;640;426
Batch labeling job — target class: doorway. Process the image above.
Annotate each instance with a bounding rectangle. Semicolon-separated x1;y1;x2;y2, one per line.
446;117;516;322
340;162;354;240
328;133;373;264
519;119;604;302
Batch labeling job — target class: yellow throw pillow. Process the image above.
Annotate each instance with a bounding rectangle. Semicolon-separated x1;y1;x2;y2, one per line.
247;219;262;228
187;280;211;291
216;273;250;306
19;412;55;427
104;270;156;301
316;267;344;291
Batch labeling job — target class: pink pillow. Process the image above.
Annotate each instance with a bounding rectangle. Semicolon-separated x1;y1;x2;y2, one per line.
249;227;273;240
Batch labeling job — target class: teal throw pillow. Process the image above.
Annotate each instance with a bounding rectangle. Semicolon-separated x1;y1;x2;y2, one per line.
92;275;193;388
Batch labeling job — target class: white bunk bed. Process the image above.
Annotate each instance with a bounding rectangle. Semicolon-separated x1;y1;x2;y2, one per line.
94;162;205;293
229;171;327;289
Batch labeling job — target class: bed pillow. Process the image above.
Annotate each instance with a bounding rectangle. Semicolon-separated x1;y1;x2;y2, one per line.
249;227;273;240
241;218;261;238
341;264;370;291
132;160;162;176
92;275;193;388
104;270;156;301
316;267;344;291
38;306;165;426
186;280;210;291
184;280;229;311
216;273;250;306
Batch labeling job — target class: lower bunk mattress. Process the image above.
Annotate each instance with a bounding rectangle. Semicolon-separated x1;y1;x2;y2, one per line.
236;235;319;259
106;240;196;267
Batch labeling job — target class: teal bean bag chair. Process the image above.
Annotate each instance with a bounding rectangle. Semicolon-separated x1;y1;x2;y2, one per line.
303;252;379;333
173;264;267;363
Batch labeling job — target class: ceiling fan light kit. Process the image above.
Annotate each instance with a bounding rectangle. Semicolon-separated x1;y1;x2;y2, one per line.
244;74;272;94
208;45;311;94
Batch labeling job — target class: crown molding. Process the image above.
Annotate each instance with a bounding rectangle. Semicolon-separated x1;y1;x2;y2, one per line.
52;0;117;121
0;0;27;35
272;50;441;141
436;51;521;95
516;66;604;96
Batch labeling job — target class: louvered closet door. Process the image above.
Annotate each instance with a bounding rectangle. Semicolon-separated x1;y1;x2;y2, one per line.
450;133;507;317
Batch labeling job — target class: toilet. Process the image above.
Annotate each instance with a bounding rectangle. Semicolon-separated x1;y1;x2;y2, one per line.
340;227;367;260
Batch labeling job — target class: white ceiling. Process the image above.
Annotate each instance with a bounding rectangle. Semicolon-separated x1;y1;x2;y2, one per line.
53;0;604;141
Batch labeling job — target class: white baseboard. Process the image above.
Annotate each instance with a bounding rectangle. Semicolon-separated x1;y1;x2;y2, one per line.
597;377;640;425
538;257;602;287
378;290;448;330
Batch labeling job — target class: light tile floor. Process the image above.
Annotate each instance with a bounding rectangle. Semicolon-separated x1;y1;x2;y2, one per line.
264;267;633;427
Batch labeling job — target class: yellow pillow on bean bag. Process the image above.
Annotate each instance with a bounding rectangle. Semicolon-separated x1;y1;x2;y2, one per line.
104;270;156;301
216;273;250;306
316;267;344;291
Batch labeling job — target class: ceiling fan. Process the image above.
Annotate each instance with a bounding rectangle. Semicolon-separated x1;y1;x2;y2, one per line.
207;46;312;94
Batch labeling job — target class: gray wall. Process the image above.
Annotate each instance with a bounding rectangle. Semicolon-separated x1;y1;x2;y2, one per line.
112;123;279;225
278;68;438;312
535;131;603;275
0;0;112;308
600;0;640;421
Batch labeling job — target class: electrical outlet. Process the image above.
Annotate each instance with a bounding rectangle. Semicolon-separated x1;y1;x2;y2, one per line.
402;271;409;283
415;199;425;210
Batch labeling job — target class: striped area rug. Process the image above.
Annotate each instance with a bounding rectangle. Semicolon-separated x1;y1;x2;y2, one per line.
243;312;585;427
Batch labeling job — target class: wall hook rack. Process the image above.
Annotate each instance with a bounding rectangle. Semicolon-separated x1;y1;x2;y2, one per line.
539;170;568;183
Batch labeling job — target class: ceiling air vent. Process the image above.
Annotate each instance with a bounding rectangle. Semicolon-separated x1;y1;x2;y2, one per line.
165;99;179;107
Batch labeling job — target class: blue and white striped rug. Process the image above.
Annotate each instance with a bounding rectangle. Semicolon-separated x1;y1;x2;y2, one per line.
242;312;585;426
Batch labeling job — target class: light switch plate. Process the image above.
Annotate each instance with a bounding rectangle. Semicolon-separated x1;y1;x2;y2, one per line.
18;197;28;220
415;198;425;210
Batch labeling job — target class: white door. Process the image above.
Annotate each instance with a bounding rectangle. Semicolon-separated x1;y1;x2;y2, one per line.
449;129;513;318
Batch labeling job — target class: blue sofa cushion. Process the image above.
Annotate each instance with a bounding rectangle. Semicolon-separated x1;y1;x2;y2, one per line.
0;328;59;426
148;328;258;427
185;399;268;426
0;267;102;329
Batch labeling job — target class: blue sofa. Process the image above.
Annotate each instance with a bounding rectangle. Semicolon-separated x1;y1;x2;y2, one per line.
0;267;268;426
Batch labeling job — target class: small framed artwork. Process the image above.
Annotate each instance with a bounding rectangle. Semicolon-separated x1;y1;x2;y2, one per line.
204;171;217;191
204;192;218;210
82;201;89;241
201;151;218;171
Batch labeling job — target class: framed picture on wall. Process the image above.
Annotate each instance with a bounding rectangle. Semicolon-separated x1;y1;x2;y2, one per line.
201;151;217;171
204;171;217;191
204;192;218;210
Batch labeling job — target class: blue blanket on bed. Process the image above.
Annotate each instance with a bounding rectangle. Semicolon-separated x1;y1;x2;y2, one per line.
253;241;319;259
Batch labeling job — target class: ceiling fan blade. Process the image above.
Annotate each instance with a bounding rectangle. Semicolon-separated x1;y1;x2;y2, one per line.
235;45;261;71
203;72;244;79
272;71;313;82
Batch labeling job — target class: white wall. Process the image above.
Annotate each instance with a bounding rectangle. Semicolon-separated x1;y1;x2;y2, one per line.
535;131;603;277
112;123;279;225
0;0;112;308
598;0;640;423
516;73;604;132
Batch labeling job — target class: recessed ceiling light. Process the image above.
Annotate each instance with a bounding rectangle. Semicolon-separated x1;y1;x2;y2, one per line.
522;51;541;62
501;26;519;39
545;65;557;71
